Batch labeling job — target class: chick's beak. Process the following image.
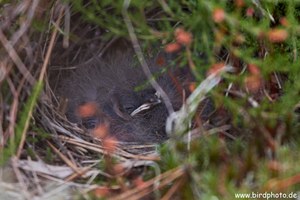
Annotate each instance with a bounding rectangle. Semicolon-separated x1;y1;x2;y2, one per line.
130;97;161;117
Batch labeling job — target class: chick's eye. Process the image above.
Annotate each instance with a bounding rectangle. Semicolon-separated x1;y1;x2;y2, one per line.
82;117;98;129
123;105;135;113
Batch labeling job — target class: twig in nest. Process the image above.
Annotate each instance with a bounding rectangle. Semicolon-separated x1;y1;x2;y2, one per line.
122;0;175;116
111;166;185;200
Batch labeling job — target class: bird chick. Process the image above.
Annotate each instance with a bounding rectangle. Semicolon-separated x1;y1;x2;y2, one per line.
58;49;181;144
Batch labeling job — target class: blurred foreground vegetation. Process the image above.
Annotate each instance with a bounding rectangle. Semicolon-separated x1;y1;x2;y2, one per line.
1;0;300;199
